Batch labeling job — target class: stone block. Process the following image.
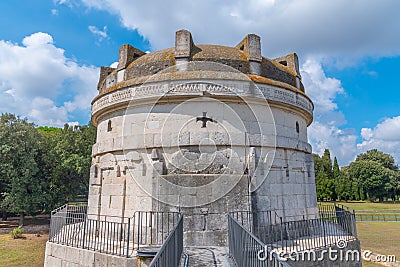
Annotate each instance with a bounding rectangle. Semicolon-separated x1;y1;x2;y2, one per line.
94;252;108;267
85;197;98;212
203;230;227;246
62;260;79;267
296;194;306;208
65;247;80;263
98;139;114;153
44;255;62;267
210;131;229;145
92;143;99;156
113;136;123;151
45;242;53;257
206;213;228;231
184;214;206;231
100;195;111;208
248;133;261;146
144;133;154;147
102;184;124;196
88;185;101;196
110;195;124;209
184;231;204;246
153;133;162;147
107;255;126;267
51;243;66;258
189;132;209;145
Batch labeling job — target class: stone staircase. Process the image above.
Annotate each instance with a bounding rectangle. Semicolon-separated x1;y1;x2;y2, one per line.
184;246;235;267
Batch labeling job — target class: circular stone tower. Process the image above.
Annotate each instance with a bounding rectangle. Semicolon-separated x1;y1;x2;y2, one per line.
89;30;317;246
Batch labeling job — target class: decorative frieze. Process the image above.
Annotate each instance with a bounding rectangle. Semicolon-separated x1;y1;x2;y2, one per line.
92;81;313;116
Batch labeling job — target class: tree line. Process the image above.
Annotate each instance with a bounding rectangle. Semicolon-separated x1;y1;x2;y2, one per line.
314;148;400;202
1;112;399;224
0;113;96;224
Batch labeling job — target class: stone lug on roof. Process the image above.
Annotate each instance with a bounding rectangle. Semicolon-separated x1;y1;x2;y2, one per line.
98;66;115;91
235;34;262;75
174;29;195;60
117;44;145;70
96;29;307;94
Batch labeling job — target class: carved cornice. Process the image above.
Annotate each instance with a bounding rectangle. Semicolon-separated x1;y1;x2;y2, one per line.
92;80;314;125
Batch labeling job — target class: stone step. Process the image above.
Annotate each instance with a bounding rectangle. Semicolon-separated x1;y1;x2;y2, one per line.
184;246;235;267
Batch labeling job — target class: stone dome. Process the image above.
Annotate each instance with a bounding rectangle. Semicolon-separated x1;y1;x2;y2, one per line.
96;30;306;97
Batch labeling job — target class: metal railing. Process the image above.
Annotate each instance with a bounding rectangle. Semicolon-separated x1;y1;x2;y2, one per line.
49;203;132;257
276;212;357;253
228;214;290;267
355;212;400;222
133;211;181;250
318;202;354;218
48;203;182;259
229;204;358;256
149;214;184;267
49;202;89;245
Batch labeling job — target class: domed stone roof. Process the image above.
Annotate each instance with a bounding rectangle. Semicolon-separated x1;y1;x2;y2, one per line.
96;30;306;96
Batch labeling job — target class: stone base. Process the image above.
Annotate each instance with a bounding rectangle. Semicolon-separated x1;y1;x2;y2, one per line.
286;239;362;267
44;242;144;267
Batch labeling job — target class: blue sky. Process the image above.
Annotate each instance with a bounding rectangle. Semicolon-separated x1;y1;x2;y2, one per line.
0;0;399;165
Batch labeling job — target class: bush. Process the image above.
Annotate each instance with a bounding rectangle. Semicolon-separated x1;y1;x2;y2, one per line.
10;226;23;239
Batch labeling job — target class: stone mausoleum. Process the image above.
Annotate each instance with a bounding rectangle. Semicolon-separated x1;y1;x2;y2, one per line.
89;29;317;244
45;30;325;266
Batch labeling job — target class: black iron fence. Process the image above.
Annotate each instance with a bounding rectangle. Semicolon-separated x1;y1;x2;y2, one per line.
49;207;131;256
318;202;354;218
228;214;290;267
319;202;400;222
355;212;400;222
48;203;182;259
229;204;358;256
133;211;181;250
149;214;184;267
277;212;357;253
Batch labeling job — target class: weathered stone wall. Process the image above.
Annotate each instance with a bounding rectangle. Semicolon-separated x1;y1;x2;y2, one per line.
156;174;250;246
87;86;317;245
44;242;138;267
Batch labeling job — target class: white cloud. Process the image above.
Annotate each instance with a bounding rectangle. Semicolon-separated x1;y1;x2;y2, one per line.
51;9;59;16
358;116;400;164
88;25;108;41
67;121;80;127
109;62;118;68
73;0;400;60
301;59;344;114
55;0;400;165
0;32;98;127
301;58;357;165
29;97;68;126
302;58;400;165
308;121;358;165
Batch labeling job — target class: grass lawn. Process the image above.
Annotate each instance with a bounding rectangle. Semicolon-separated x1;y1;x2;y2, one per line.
362;260;383;266
0;233;48;267
334;201;400;212
357;222;400;265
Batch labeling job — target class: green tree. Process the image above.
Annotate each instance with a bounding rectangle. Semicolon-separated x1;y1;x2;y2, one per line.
36;126;62;210
333;157;340;180
357;149;398;170
352;150;399;201
38;123;96;208
315;172;334;201
313;149;336;200
347;159;390;202
321;149;333;179
0;113;45;225
335;169;353;201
